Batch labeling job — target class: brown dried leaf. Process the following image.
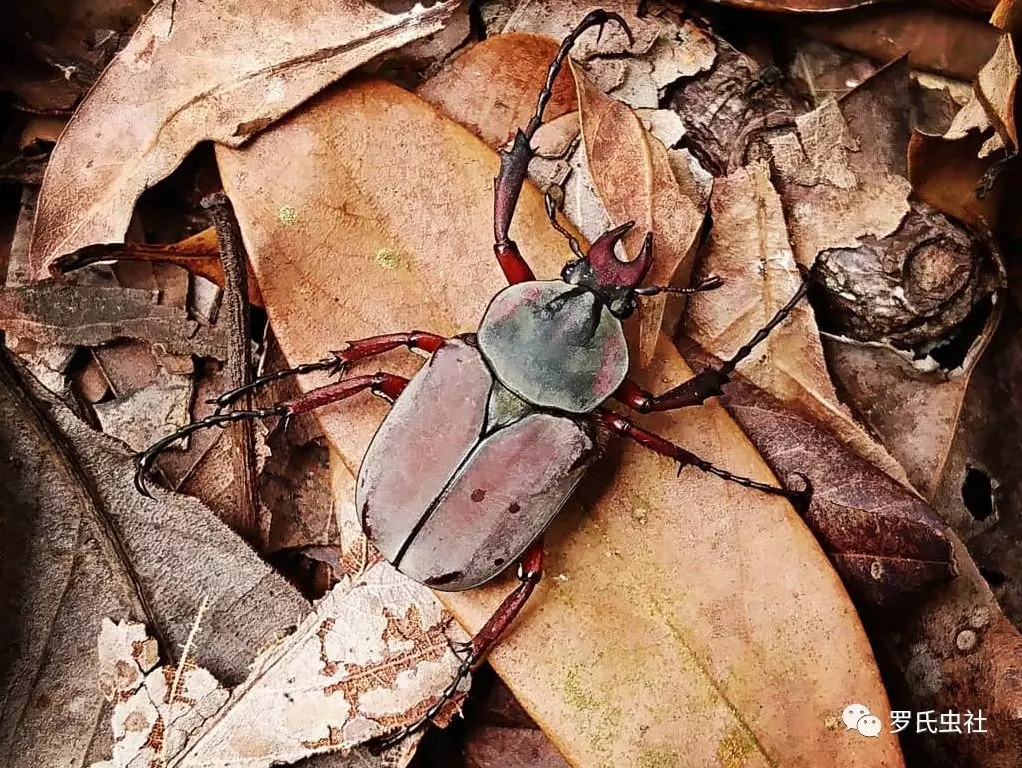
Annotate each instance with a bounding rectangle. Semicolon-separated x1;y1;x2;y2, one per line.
29;0;461;280
680;341;1022;766
908;17;1020;231
216;79;902;767
767;96;912;266
679;340;955;612
572;61;706;367
683;161;909;485
796;7;1000;83
0;350;309;768
417;33;577;150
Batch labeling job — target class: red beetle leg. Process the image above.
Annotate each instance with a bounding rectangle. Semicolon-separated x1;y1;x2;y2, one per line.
614;269;813;413
210;331;443;412
493;10;632;285
594;410;810;507
135;372;409;496
375;541;544;751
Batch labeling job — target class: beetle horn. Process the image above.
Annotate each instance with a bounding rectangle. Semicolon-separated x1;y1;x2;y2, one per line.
587;224;652;289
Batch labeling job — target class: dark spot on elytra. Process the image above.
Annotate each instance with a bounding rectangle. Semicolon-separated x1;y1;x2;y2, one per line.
507;502;521;514
471;488;486;502
425;570;464;587
493;558;505;567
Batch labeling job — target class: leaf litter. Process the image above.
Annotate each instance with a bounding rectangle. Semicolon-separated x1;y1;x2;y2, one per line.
5;0;1022;766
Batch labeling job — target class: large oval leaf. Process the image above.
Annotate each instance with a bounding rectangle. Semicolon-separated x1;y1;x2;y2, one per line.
216;80;902;767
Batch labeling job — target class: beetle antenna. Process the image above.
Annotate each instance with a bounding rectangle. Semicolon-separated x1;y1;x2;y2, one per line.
543;189;585;260
634;275;724;296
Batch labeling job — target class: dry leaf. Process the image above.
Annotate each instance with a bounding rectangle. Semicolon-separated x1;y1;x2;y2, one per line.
215;78;902;767
29;0;461;280
796;7;1000;82
683;160;910;485
572;60;706;367
92;572;464;767
66;228;267;305
416;33;578;150
0;0;151;114
0;349;309;767
908;5;1020;231
680;340;1022;767
679;340;955;613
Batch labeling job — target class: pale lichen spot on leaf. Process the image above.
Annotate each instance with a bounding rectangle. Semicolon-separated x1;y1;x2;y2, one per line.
717;726;756;768
278;204;299;226
374;248;404;270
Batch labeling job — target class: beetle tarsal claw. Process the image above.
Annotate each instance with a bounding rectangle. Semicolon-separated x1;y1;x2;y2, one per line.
784;472;814;513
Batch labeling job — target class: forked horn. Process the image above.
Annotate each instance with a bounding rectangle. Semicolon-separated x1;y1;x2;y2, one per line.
587;223;652;289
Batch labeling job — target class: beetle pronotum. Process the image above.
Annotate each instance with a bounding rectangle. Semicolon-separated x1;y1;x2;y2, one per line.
135;10;812;747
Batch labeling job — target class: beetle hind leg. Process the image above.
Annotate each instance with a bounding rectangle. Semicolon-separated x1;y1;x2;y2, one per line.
596;410;812;510
373;543;544;752
134;372;409;496
208;331;443;413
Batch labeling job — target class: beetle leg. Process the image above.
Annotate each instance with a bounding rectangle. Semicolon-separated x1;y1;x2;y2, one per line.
135;372;409;496
375;543;544;751
209;331;444;413
493;10;633;284
614;268;813;413
595;410;811;508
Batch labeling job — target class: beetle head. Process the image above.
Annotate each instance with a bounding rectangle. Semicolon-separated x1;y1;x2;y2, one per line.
561;221;652;319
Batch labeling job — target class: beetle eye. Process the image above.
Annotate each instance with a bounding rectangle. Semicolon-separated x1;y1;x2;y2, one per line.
608;295;636;318
561;260;583;284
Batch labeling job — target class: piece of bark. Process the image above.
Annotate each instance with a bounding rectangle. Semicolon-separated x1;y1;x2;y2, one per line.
0;283;226;357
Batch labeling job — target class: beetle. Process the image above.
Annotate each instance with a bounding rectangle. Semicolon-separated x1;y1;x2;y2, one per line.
135;9;812;746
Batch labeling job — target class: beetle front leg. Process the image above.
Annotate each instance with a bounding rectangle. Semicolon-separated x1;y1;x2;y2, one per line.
375;542;544;750
493;10;632;284
614;268;813;413
210;331;444;413
595;410;810;508
134;372;409;496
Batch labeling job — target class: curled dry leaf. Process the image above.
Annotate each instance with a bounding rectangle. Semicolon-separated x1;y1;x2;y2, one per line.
678;340;956;613
909;1;1020;231
215;79;902;767
29;0;461;280
0;350;309;768
69;228;267;306
572;60;706;367
681;341;1022;767
683;160;909;485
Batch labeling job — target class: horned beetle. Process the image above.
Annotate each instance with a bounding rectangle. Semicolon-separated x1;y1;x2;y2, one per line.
135;10;812;747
